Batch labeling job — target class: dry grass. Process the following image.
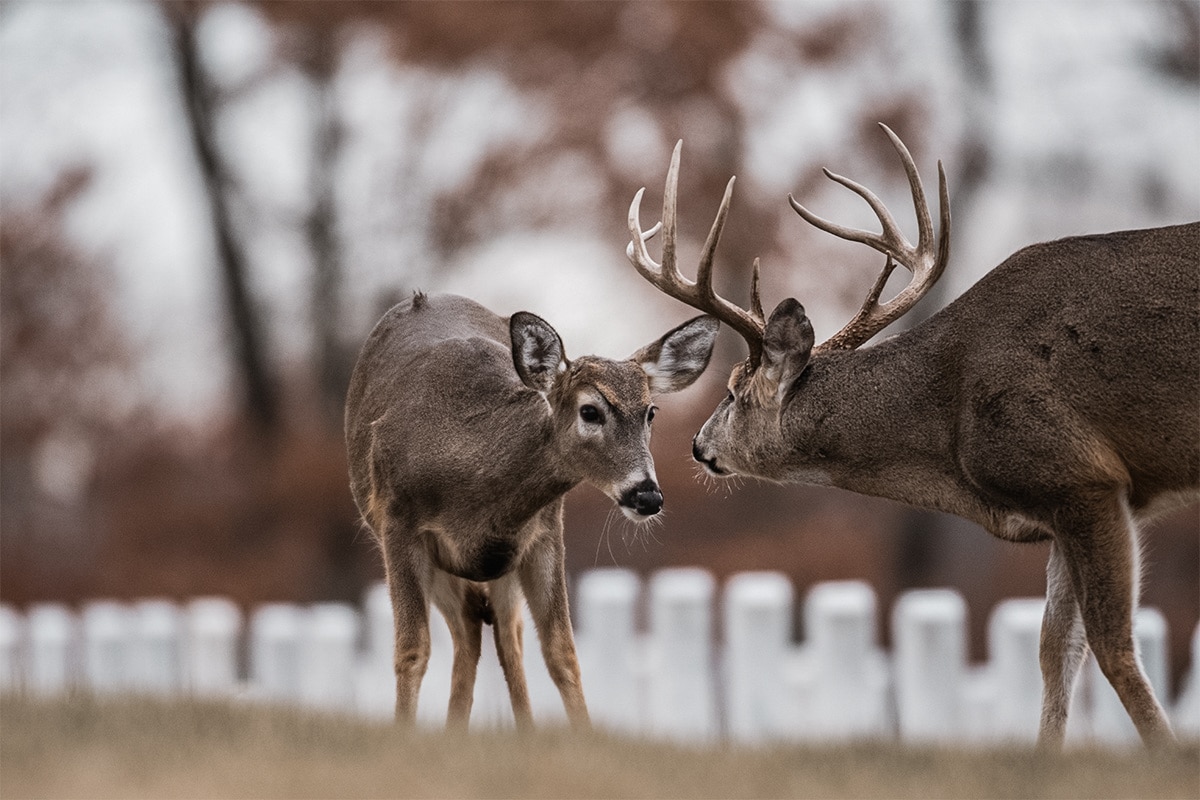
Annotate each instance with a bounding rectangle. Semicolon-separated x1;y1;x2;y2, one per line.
1;695;1197;800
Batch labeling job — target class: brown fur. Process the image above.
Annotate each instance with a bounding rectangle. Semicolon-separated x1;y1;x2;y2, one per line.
345;293;717;729
632;136;1197;748
692;220;1199;749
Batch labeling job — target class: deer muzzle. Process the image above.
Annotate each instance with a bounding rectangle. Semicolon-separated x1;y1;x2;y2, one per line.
618;478;663;518
692;436;727;476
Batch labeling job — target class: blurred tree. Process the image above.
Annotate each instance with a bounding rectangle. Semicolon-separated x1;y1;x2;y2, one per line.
258;3;354;425
1147;0;1199;84
163;0;282;437
264;0;777;331
381;0;773;300
297;32;351;425
0;169;137;599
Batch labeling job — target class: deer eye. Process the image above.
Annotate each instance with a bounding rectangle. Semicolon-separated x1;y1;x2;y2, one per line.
725;391;735;404
579;404;603;424
646;406;657;424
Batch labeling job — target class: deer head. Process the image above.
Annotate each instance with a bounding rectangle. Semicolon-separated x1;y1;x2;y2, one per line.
510;309;720;519
628;124;949;482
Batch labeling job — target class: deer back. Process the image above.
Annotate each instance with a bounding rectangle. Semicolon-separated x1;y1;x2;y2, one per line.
932;222;1199;507
710;222;1199;525
345;293;568;543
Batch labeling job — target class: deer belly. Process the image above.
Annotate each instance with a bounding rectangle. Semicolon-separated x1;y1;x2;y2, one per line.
422;522;524;582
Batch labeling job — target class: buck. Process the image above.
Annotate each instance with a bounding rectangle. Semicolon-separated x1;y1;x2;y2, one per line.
627;126;1198;748
345;291;718;728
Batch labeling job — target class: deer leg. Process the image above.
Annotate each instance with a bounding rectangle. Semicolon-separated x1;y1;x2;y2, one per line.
1037;541;1089;749
1055;494;1175;748
489;574;534;731
518;524;590;729
431;578;484;731
381;531;431;726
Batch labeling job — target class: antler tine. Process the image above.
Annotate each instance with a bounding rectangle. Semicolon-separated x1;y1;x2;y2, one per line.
627;142;686;291
627;188;662;279
695;176;735;303
627;141;766;367
880;123;933;254
789;124;952;353
789;170;910;261
749;257;764;321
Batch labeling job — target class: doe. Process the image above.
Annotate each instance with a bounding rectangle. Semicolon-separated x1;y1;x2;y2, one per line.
627;127;1198;748
345;291;717;729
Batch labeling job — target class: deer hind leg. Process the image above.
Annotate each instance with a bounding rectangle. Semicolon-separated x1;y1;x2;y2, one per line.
1054;493;1175;748
518;532;590;729
381;528;432;725
488;573;534;730
1037;541;1089;749
430;576;486;730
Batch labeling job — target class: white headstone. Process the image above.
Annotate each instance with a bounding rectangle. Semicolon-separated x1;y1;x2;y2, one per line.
892;588;967;743
723;571;793;743
25;604;76;695
186;597;241;697
987;597;1045;742
576;568;642;732
131;599;183;696
804;581;889;740
249;603;303;702
299;602;359;712
647;568;718;742
81;600;132;694
355;583;395;720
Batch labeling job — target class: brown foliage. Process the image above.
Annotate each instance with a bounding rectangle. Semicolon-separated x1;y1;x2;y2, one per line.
0;170;137;602
89;401;376;607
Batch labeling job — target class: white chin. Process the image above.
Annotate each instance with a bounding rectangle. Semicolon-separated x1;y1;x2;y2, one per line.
619;506;649;523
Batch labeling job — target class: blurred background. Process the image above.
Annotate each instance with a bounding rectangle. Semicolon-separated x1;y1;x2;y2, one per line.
1;0;1197;687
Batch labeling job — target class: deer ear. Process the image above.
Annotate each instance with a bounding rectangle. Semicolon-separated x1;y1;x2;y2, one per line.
761;299;814;403
510;311;565;393
630;315;720;394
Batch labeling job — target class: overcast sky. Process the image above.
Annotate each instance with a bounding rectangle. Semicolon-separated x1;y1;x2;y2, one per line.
2;0;1196;421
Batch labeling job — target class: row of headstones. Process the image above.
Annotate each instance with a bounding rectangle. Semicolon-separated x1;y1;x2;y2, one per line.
1;568;1197;746
577;569;1200;745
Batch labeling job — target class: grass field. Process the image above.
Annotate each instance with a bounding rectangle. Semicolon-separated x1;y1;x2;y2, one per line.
2;695;1197;799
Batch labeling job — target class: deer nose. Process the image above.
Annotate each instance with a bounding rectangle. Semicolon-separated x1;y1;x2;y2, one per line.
692;436;725;476
620;479;663;517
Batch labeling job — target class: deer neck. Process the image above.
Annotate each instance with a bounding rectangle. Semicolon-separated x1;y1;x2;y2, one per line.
781;331;960;510
491;414;581;531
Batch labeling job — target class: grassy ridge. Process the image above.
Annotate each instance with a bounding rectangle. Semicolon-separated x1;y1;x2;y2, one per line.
2;695;1197;799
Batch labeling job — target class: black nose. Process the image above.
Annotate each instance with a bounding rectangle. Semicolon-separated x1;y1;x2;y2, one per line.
620;479;663;517
691;438;705;463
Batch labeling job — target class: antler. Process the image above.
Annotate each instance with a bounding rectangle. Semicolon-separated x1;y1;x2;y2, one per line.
628;141;766;367
790;123;951;353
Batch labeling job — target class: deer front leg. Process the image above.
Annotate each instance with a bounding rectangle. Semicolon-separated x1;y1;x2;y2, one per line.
519;530;590;730
1056;494;1176;748
382;531;432;725
489;573;534;731
1037;541;1089;750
